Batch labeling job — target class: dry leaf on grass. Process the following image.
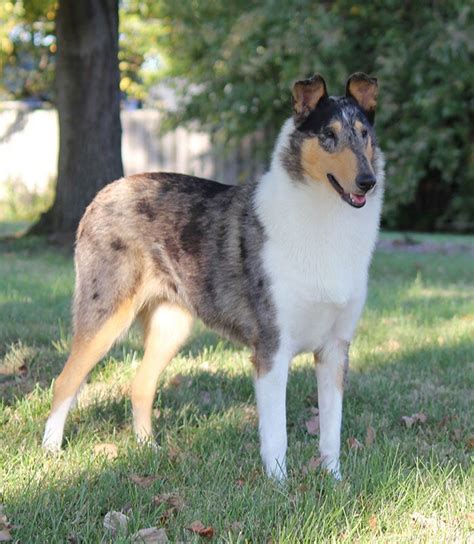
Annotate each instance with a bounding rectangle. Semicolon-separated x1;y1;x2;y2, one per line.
0;505;12;542
167;444;182;462
0;529;11;542
411;512;445;529
93;443;118;460
368;515;378;531
302;456;323;475
169;374;184;387
401;412;427;429
235;478;245;488
466;512;474;530
229;521;244;533
129;474;159;488
347;437;363;450
186;520;215;538
305;415;320;435
132;527;168;543
103;510;129;536
467;436;474;450
153;492;185;521
201;391;211;405
365;425;376;447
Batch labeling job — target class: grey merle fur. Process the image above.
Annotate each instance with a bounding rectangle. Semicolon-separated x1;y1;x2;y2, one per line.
75;173;279;370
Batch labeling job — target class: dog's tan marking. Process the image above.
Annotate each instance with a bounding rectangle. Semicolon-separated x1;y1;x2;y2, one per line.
331;120;342;134
50;297;136;413
314;342;349;393
336;342;350;393
132;302;194;441
301;139;358;193
354;120;374;161
251;352;273;378
367;137;374;161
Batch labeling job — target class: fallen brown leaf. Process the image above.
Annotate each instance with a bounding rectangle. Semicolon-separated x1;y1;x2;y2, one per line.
167;445;182;461
103;510;129;536
93;443;118;460
411;511;445;529
201;391;211;405
305;415;320;436
153;492;185;512
187;520;214;538
235;478;245;488
365;425;376;447
0;529;12;542
347;437;363;450
169;374;184;387
467;436;474;449
368;515;378;531
0;505;8;526
0;504;12;542
132;527;168;543
302;455;323;475
452;428;462;441
229;521;243;533
401;412;427;429
129;474;159;488
153;492;185;524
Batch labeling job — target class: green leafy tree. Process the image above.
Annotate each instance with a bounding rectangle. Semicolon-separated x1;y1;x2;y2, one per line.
148;0;474;231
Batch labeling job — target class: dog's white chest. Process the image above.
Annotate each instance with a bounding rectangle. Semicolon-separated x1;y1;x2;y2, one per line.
256;171;382;355
262;240;364;353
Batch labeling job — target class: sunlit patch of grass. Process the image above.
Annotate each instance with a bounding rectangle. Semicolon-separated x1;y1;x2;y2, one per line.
0;232;473;542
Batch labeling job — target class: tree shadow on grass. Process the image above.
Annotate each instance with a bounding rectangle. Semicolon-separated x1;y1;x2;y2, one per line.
52;336;473;467
4;338;472;542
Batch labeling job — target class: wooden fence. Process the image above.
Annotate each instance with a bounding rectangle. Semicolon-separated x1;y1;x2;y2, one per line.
0;102;269;199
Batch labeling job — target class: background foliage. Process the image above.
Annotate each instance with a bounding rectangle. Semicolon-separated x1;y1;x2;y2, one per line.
148;0;474;232
1;0;473;231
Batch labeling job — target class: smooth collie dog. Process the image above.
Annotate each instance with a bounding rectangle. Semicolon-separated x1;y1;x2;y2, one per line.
43;72;384;480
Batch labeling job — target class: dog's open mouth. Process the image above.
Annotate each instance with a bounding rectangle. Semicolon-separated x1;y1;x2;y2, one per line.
327;174;366;209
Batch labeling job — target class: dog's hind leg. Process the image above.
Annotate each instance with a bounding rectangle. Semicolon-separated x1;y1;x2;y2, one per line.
42;297;137;451
132;302;194;444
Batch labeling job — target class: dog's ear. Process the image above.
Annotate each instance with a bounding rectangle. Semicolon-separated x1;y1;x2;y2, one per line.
291;74;328;123
346;72;378;124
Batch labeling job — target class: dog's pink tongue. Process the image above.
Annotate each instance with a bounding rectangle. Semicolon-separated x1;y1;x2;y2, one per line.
351;194;366;206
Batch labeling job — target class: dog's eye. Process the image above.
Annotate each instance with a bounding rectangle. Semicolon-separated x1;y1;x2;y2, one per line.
361;128;368;139
323;129;336;141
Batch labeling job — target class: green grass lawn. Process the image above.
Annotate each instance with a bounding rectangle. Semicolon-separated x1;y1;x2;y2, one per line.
0;231;473;543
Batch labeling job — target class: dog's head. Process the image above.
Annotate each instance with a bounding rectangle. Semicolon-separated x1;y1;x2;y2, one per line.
281;73;380;208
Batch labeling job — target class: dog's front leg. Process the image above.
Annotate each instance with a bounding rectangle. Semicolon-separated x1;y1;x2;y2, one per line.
254;349;290;481
314;341;348;480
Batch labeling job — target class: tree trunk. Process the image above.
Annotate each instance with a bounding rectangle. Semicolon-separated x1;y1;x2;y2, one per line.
31;0;123;236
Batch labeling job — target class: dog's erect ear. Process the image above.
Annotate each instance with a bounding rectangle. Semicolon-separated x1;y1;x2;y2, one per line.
346;72;378;124
291;74;328;123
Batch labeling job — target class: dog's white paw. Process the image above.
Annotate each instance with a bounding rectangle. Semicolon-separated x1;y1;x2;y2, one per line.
265;458;287;483
42;436;63;453
135;435;159;452
321;455;342;480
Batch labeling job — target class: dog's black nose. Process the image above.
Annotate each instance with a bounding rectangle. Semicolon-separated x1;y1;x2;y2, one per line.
356;174;376;193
